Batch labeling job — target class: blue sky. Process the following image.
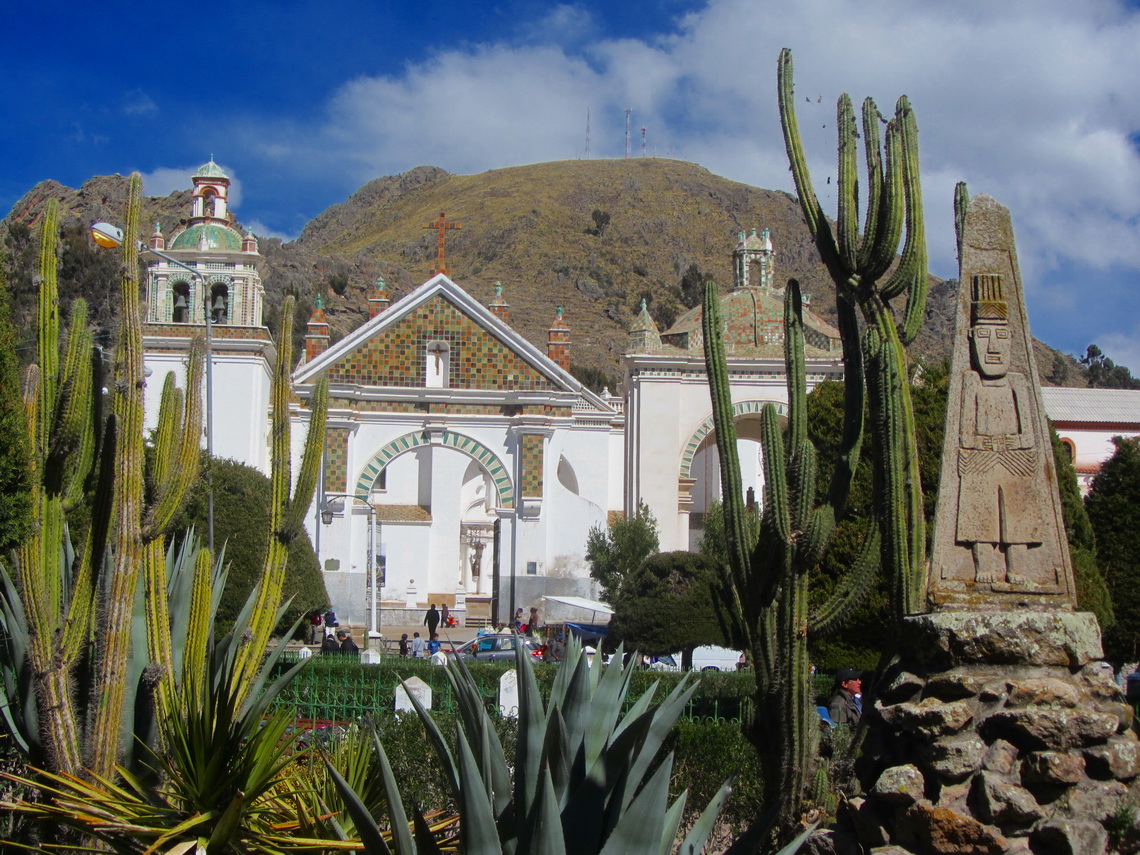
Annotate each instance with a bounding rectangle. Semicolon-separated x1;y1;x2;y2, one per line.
4;0;1140;370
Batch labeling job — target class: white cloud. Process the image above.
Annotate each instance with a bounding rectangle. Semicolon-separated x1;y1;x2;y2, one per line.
234;0;1140;360
121;89;157;116
245;219;298;242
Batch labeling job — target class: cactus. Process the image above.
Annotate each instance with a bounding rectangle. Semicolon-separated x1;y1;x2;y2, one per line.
703;277;877;843
233;295;328;706
777;47;928;619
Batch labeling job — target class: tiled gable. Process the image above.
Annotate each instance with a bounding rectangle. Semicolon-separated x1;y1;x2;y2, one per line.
325;295;556;391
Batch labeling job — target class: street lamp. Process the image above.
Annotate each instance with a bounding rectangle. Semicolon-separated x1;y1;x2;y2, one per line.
91;222;216;556
319;492;383;650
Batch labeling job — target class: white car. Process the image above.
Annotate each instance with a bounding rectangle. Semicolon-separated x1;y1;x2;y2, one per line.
648;646;743;672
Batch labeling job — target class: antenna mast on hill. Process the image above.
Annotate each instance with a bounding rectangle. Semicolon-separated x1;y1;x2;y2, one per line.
624;108;632;158
641;127;647;156
585;108;591;159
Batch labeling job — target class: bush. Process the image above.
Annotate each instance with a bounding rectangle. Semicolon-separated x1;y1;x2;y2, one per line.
169;457;328;637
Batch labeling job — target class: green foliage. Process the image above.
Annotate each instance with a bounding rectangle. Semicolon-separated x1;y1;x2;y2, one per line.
590;208;612;236
585;500;659;601
679;262;710;309
1050;429;1114;632
170;457;328;637
1048;352;1071;385
610;550;733;656
323;636;730;854
698;500;760;569
1081;344;1140;390
570;361;618;394
1086;437;1140;660
0;266;30;552
326;271;350;296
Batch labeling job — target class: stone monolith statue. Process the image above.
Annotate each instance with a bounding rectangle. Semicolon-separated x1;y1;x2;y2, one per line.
846;195;1136;855
928;195;1075;608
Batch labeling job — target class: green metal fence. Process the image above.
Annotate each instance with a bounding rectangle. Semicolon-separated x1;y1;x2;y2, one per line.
270;653;757;724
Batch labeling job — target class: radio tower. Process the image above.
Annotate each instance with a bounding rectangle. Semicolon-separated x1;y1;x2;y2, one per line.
624;108;632;158
641;127;647;156
585;108;590;159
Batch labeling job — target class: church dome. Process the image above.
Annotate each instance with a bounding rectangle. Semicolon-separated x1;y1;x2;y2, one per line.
169;222;244;251
194;159;229;179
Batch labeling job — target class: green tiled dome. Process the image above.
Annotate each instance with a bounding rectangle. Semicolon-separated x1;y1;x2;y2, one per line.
194;159;228;179
169;223;243;251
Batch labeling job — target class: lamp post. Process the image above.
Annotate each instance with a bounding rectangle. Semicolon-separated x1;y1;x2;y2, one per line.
320;492;382;651
91;222;216;556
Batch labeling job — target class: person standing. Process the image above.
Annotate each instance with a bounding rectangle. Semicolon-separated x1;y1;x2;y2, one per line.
827;668;863;726
320;632;340;655
399;633;409;658
527;606;540;637
441;603;451;628
428;633;441;656
424;604;440;637
411;632;426;659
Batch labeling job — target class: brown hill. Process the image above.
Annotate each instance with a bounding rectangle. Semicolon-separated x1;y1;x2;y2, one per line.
2;158;1082;386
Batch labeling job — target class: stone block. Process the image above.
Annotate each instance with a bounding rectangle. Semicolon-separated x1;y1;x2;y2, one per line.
903;612;1103;669
924;671;983;701
873;764;926;805
984;708;1118;750
973;771;1042;828
877;697;975;739
982;739;1019;776
923;735;985;781
1005;677;1080;708
395;676;432;712
899;802;1008;854
1020;751;1084;785
1029;819;1107;855
1062;779;1128;823
881;670;927;704
1084;735;1140;780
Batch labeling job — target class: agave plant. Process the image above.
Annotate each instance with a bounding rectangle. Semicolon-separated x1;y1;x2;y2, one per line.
0;532;312;855
322;635;731;855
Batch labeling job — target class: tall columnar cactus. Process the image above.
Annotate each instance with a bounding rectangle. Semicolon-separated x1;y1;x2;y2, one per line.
9;199;108;774
1;176;205;780
234;295;328;706
777;47;928;619
703;278;878;842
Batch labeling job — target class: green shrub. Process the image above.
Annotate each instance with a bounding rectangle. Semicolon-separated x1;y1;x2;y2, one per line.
170;457;328;637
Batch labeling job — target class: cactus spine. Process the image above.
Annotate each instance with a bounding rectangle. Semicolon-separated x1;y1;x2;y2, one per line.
777;47;928;619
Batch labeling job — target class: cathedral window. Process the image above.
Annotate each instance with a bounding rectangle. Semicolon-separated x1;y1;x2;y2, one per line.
373;467;388;492
426;340;450;388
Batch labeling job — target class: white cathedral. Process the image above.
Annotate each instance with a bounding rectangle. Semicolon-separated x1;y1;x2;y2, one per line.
141;162;1135;632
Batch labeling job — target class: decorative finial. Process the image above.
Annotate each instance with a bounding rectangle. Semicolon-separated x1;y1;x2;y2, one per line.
640;298;647;312
375;274;386;291
153;222;162;235
495;282;503;297
315;294;324;311
556;306;564;320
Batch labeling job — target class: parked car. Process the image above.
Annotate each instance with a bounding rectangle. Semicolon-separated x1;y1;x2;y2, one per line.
649;645;743;672
452;633;539;662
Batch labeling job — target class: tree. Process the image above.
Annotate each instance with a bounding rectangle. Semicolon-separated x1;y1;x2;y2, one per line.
1080;344;1140;390
1051;429;1114;635
584;501;658;601
610;551;732;667
1086;437;1140;661
169;457;329;637
590;208;611;236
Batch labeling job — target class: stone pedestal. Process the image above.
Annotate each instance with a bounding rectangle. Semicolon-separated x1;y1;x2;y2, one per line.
849;611;1136;855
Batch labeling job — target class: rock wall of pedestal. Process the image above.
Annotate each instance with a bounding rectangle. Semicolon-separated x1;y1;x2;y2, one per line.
843;612;1138;855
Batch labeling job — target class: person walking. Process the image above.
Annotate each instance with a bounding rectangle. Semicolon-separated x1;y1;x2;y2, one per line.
424;604;440;637
441;603;451;628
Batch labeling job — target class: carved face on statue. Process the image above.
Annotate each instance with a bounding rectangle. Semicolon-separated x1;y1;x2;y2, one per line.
970;321;1011;379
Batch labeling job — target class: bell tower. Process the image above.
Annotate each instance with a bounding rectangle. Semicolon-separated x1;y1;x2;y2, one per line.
140;159;276;474
142;159;265;328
